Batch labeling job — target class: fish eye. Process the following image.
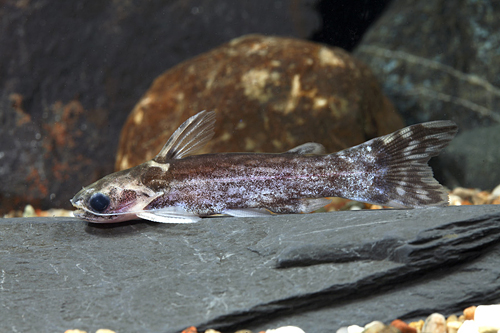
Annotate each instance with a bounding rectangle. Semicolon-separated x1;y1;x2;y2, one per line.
89;193;110;213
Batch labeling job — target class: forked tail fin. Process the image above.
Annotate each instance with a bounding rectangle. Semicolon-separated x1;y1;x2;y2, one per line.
354;121;458;208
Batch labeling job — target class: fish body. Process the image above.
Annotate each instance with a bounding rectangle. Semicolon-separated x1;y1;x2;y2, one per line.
71;111;458;223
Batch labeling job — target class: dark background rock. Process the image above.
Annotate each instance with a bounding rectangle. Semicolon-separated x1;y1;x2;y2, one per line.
1;206;500;332
354;0;500;129
115;35;403;170
353;0;500;189
311;0;392;50
0;0;323;214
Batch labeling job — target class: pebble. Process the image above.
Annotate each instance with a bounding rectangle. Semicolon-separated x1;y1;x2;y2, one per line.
448;321;462;333
23;204;37;217
337;325;365;333
474;304;500;329
265;326;305;333
349;325;365;333
422;313;447;333
391;319;417;333
491;184;500;198
449;186;500;206
381;325;404;333
364;321;386;333
457;320;479;333
464;306;477;320
478;328;499;333
331;304;500;333
63;330;116;333
409;319;424;333
59;303;500;333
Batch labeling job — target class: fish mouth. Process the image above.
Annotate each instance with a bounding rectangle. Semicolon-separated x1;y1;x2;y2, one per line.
70;199;88;220
71;203;127;223
70;202;114;223
72;208;121;223
72;208;99;222
72;209;85;218
70;198;138;223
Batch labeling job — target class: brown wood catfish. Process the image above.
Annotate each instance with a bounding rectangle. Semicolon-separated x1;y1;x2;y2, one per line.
71;111;458;223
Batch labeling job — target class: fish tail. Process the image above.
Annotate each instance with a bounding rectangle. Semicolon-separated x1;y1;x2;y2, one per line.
345;121;458;208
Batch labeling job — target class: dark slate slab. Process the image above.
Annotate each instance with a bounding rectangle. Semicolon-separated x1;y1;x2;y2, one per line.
1;205;500;333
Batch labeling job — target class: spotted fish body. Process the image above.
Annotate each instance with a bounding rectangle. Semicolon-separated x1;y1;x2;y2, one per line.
71;111;458;223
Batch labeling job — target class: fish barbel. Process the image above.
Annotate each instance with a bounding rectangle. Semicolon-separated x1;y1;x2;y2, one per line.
71;111;458;223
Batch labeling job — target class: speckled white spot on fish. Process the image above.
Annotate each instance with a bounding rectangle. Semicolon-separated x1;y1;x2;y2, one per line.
403;145;415;153
147;160;171;173
400;130;413;139
382;135;395;144
416;193;430;201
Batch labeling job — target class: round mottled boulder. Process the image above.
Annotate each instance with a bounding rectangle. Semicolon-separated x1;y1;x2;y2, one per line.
116;34;403;171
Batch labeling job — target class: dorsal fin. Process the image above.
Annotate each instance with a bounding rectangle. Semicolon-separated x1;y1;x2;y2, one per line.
154;110;216;163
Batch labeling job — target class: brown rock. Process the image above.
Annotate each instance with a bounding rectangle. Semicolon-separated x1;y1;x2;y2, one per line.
116;34;403;171
391;319;417;333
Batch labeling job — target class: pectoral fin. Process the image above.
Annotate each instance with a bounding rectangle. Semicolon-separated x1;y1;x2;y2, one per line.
154;110;216;163
136;207;201;223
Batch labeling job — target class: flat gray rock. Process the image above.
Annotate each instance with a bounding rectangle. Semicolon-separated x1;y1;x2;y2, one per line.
2;205;500;332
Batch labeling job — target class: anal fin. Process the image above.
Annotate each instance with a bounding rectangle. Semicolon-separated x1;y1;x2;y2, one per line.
299;198;332;213
269;198;331;214
223;208;272;217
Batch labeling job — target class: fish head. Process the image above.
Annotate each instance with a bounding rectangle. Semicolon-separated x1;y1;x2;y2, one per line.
71;167;163;223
